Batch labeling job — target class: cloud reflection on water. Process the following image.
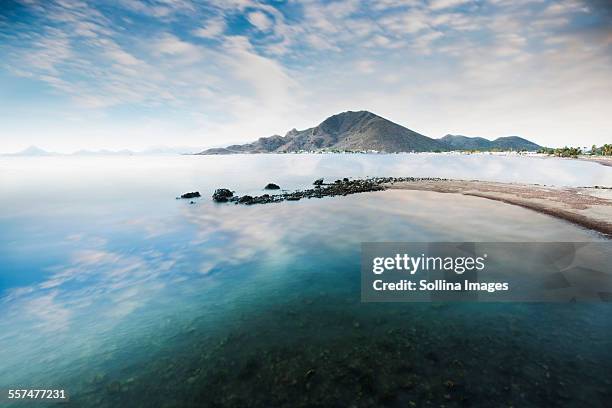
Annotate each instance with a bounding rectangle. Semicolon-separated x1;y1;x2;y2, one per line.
0;188;606;386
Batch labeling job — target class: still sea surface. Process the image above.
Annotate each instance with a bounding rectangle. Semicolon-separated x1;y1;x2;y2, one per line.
1;154;611;407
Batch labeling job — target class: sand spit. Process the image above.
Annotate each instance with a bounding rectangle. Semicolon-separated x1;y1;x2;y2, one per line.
207;176;611;236
577;156;612;167
387;179;612;237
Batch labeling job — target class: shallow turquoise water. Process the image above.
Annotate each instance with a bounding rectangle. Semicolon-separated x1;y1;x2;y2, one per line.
0;154;611;407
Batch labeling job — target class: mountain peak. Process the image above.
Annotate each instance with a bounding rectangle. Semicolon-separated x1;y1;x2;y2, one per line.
9;146;58;156
21;145;48;154
196;110;542;155
315;111;384;137
493;136;530;142
319;110;378;125
285;128;299;137
199;110;445;154
331;110;378;118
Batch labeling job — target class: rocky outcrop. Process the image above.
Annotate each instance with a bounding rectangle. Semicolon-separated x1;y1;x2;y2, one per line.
212;189;234;202
180;191;201;199
212;177;447;205
238;195;254;204
264;183;281;190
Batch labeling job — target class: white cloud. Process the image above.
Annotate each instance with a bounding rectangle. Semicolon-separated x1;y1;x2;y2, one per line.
381;10;430;34
119;0;195;18
192;18;226;38
369;34;392;47
221;35;298;108
429;0;472;11
372;0;422;10
154;33;201;56
412;30;444;54
24;33;73;74
105;46;142;66
325;0;361;17
356;60;376;74
306;34;341;51
493;33;527;57
542;0;589;16
247;10;273;31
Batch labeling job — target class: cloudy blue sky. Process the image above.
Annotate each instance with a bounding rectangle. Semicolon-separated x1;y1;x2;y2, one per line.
0;0;610;152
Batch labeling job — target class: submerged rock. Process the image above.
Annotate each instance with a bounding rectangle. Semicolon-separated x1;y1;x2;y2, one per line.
180;191;201;199
264;183;281;190
212;188;234;202
106;381;121;394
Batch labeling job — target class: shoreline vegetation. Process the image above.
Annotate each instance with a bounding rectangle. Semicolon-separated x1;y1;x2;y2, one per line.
196;147;612;168
534;144;612;167
201;150;612;167
197;177;612;237
5;146;611;168
538;144;612;161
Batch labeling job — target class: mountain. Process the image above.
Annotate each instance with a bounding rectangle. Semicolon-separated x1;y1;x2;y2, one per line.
198;111;448;154
489;136;541;151
438;135;495;150
72;149;135;156
3;146;205;156
198;111;542;154
440;135;541;151
139;146;202;155
70;146;201;155
4;146;61;156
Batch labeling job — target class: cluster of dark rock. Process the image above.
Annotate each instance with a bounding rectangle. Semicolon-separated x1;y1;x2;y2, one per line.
212;188;234;202
211;177;447;205
179;191;201;199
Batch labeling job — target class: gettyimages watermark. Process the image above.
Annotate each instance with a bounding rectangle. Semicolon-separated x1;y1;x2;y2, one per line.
361;242;612;302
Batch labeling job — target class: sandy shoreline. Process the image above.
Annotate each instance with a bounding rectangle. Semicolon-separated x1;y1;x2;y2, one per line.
577;155;612;167
210;175;612;237
386;179;612;237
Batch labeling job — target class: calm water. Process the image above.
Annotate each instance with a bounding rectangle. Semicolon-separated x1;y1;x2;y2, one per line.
0;154;611;407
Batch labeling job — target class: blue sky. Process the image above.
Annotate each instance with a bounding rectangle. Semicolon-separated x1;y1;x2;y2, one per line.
0;0;610;152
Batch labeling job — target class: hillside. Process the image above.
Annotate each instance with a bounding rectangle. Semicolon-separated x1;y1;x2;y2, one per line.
199;111;447;154
198;112;542;154
440;135;541;151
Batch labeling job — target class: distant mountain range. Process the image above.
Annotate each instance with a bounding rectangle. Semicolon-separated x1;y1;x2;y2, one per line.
199;111;542;154
5;112;542;156
439;134;541;151
3;146;201;156
7;146;62;156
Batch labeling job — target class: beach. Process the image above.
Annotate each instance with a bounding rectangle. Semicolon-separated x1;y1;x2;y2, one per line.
578;156;612;168
387;179;612;237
